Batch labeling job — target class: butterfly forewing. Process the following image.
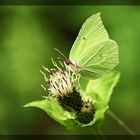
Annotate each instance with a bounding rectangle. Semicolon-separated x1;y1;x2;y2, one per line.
69;13;109;64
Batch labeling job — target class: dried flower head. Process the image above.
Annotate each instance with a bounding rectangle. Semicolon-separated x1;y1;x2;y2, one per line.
40;60;82;111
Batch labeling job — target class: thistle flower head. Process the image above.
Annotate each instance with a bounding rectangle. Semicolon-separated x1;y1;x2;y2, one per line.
81;100;94;113
49;70;72;97
40;60;80;98
40;60;83;112
76;100;95;124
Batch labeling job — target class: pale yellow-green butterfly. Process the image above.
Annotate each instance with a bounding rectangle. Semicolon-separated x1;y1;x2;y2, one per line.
66;12;119;79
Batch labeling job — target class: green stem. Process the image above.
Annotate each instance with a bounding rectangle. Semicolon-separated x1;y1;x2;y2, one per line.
108;110;138;140
94;128;106;140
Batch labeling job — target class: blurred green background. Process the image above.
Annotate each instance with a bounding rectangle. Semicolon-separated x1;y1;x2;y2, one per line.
0;6;140;135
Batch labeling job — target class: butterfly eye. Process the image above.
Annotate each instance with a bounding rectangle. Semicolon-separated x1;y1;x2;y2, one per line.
64;60;70;65
65;59;73;66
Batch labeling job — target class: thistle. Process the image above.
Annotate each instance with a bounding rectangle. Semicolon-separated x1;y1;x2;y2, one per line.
40;59;96;124
40;60;83;112
24;65;119;129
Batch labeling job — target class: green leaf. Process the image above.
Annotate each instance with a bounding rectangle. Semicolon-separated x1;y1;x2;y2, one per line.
80;71;120;127
24;98;80;130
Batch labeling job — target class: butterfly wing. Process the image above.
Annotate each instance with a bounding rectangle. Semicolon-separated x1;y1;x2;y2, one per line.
69;13;119;79
69;12;109;64
79;40;119;79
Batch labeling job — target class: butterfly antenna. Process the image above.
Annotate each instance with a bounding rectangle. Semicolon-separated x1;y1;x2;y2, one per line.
54;48;67;60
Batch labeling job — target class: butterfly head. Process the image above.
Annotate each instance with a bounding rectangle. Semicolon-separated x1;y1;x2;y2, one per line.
64;59;82;75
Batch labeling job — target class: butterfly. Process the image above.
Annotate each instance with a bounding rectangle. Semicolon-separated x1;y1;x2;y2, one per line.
60;13;119;79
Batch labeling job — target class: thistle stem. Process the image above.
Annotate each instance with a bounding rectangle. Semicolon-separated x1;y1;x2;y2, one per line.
94;128;106;140
108;110;138;140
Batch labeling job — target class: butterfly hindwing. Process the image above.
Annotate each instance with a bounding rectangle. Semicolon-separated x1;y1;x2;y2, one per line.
79;40;119;78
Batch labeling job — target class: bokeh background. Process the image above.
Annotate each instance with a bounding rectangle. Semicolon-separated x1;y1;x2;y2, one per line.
0;6;140;135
